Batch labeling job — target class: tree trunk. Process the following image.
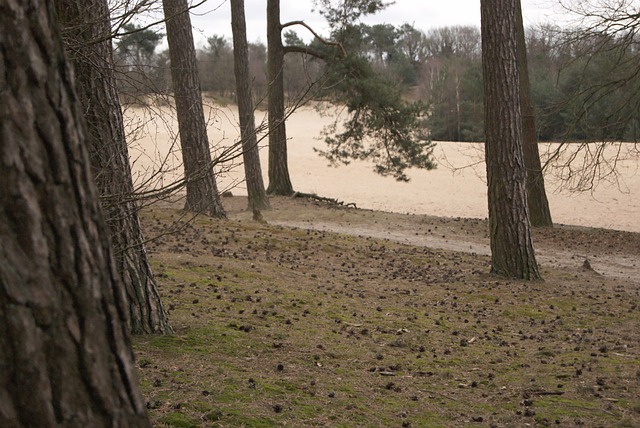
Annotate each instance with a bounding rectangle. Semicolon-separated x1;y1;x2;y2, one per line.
163;0;226;217
480;0;541;280
231;0;271;213
266;0;295;195
0;1;150;425
55;0;172;335
455;72;461;141
515;0;553;227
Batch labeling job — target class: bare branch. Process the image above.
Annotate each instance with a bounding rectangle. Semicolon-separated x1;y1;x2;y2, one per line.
281;19;347;57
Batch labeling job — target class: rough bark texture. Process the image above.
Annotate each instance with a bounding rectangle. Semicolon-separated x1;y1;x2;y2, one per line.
515;0;553;228
481;0;541;280
162;0;226;217
0;1;151;425
55;0;172;334
266;0;295;195
231;0;271;212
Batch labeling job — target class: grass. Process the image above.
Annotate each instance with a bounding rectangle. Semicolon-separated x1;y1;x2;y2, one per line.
132;198;640;427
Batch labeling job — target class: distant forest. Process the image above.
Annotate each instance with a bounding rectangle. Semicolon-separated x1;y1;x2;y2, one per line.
114;23;640;143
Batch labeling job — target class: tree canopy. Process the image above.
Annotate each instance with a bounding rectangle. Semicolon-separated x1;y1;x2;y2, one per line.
316;54;435;181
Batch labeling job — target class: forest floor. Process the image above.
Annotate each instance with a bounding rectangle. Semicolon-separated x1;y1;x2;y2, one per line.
132;195;640;428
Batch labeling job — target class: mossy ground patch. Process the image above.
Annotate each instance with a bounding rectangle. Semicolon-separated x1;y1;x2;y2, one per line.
133;196;640;427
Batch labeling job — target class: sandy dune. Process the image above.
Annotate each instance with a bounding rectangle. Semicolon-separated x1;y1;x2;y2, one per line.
125;102;640;233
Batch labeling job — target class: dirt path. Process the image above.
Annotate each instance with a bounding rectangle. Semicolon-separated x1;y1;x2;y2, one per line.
270;219;640;281
224;196;640;282
270;220;640;280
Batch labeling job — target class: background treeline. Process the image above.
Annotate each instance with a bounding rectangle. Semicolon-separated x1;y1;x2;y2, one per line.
114;22;640;142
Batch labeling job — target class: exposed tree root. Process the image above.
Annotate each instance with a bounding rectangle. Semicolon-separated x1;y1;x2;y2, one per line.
291;191;357;209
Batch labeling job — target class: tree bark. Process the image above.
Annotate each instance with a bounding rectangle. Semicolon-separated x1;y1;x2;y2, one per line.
231;0;271;213
55;0;172;334
0;1;150;425
515;0;553;227
481;0;541;280
266;0;295;195
163;0;226;217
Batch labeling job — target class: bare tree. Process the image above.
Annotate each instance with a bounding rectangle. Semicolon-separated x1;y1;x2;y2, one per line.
481;0;541;279
544;0;640;192
113;23;165;102
0;1;150;424
198;35;236;97
162;0;226;217
231;0;271;217
55;0;172;334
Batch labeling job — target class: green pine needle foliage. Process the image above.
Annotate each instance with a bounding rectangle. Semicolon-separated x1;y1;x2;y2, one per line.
316;54;436;182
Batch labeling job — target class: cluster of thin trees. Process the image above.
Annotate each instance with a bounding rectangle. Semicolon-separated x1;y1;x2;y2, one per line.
1;0;637;424
423;25;640;143
117;17;640;146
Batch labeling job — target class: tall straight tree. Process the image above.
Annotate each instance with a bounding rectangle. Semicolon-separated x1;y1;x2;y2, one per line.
163;0;226;217
0;0;150;425
55;0;172;334
266;0;294;195
231;0;271;216
515;0;553;227
480;0;541;279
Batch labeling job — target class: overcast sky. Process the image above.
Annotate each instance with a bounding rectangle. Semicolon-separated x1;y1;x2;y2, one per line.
183;0;565;47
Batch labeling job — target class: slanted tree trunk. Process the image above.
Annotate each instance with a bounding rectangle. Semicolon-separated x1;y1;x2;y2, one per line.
480;0;541;280
266;0;294;195
0;1;150;425
515;0;553;227
163;0;226;217
55;0;172;334
231;0;271;215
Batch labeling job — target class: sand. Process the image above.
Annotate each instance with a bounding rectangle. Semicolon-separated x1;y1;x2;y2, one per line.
124;101;640;233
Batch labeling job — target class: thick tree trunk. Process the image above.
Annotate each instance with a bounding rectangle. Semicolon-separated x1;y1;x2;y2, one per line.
55;0;172;334
163;0;226;217
0;1;150;425
266;0;295;195
515;0;553;227
481;0;541;280
231;0;271;213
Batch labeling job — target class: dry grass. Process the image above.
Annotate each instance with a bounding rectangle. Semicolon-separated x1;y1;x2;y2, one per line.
132;196;640;427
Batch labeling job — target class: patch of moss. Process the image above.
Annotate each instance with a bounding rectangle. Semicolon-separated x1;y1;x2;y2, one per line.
148;324;247;357
534;395;619;422
221;409;278;427
502;304;548;320
187;400;215;413
157;412;199;428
